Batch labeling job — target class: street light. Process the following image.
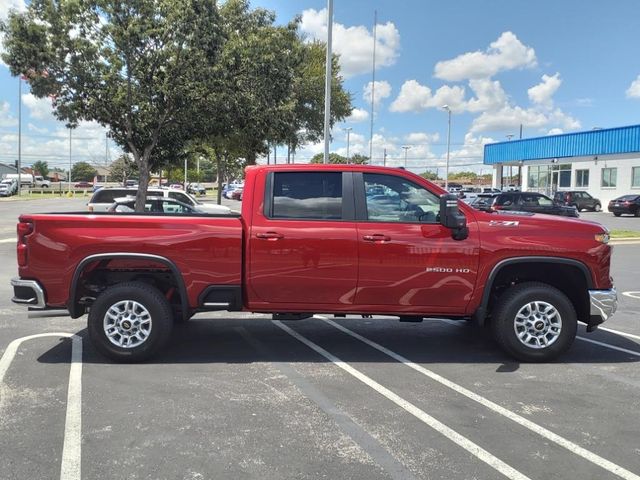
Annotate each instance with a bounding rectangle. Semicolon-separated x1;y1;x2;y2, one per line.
345;127;353;163
442;105;451;191
401;145;411;168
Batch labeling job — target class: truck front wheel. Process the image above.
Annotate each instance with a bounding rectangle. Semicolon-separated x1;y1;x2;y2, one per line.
88;282;173;362
491;282;577;362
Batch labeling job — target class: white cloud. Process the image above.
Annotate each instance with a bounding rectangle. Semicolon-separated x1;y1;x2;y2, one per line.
469;105;580;134
0;101;16;127
390;80;466;113
626;75;640;99
363;80;391;108
405;132;440;144
22;93;55;120
346;108;368;123
547;128;563;135
434;32;537;82
299;9;400;78
466;79;508;112
528;73;562;106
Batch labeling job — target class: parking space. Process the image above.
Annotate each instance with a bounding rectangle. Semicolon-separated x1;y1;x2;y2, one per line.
0;200;639;479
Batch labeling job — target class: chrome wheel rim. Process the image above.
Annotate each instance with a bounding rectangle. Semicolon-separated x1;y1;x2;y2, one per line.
514;301;562;349
103;300;152;349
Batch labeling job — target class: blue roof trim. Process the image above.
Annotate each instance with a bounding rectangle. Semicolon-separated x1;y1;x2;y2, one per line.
484;124;640;164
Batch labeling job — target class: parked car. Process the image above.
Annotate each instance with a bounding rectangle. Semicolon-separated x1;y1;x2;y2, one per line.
468;193;499;211
169;183;184;190
553;190;601;212
231;187;244;200
608;194;640;217
0;179;18;197
187;183;206;196
492;192;579;217
108;196;197;214
74;181;93;188
223;182;244;199
88;187;231;214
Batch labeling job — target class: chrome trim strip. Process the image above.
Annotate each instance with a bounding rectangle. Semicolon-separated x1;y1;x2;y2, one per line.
589;288;617;322
11;278;46;309
203;302;230;307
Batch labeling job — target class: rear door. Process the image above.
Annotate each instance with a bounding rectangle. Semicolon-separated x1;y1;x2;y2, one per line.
247;170;359;306
354;172;479;312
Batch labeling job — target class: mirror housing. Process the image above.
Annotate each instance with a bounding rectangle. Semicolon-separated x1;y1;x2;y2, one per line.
440;194;469;240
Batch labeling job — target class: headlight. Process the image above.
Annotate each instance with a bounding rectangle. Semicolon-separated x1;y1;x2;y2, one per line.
595;232;610;244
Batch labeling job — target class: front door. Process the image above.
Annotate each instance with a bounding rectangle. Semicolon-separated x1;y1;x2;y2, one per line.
248;170;359;306
354;172;479;313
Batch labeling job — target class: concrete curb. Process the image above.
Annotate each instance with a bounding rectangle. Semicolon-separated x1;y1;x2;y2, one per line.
610;237;640;245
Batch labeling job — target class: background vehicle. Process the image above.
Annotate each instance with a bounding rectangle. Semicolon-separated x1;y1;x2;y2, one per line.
223;182;244;199
12;165;615;364
608;194;640;216
74;181;93;188
553;191;601;212
492;192;579;217
468;193;499;211
3;173;50;187
87;187;231;214
108;196;197;214
0;178;18;197
187;183;207;196
231;187;243;200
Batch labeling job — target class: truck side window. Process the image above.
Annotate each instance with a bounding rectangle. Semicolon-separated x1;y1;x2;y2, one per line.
271;172;343;220
363;173;439;223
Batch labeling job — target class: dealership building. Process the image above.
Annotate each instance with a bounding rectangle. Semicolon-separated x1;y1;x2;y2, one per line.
484;124;640;204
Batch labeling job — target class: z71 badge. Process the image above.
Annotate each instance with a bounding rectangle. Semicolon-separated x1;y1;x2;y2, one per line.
489;220;520;227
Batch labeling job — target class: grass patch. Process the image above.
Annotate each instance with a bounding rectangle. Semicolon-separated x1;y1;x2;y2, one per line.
610;230;640;239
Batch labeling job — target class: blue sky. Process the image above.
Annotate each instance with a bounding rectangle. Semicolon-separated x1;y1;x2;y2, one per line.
1;0;639;174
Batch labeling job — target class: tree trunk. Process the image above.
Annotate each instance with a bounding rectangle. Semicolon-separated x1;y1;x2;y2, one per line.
216;151;223;205
246;151;257;166
135;153;151;212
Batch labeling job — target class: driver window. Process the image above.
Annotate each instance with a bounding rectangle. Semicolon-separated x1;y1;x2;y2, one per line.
363;173;439;223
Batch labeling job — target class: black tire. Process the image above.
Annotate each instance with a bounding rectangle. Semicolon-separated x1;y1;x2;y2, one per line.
490;282;577;362
614;213;622;217
593;203;601;212
634;209;640;217
88;281;173;362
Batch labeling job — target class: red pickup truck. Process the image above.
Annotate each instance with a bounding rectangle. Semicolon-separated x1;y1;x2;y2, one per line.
11;164;617;362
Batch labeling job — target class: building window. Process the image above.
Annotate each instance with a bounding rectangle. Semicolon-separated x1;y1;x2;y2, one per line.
633;167;640;188
576;169;589;188
601;168;617;188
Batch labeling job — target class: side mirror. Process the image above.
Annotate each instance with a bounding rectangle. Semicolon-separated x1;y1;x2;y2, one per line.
440;194;468;240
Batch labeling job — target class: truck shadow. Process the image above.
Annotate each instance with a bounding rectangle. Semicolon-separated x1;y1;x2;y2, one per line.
37;316;640;367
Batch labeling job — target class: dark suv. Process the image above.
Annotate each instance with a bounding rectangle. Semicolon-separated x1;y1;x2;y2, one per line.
553;191;601;212
492;192;579;217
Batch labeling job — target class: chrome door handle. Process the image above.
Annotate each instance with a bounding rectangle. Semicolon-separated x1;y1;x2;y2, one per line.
363;234;391;242
256;232;284;240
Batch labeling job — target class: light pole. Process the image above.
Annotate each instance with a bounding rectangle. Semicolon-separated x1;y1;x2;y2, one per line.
184;156;188;188
18;77;22;196
442;105;451;191
401;145;410;168
322;0;334;164
345;127;352;163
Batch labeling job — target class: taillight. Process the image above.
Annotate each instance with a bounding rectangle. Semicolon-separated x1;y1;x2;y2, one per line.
17;221;33;267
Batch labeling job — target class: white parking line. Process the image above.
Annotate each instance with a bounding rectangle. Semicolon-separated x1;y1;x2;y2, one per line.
596;326;640;342
0;237;15;244
576;336;640;357
273;320;532;480
318;317;640;480
622;291;640;300
0;333;82;480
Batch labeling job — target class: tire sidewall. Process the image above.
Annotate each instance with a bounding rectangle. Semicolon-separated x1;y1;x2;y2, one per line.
492;283;577;362
88;282;173;362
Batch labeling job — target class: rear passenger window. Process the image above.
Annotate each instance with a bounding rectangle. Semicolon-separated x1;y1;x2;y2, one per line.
92;189;129;203
270;172;343;220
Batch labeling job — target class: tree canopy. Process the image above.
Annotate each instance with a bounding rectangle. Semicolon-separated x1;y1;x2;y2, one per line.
310;152;368;164
71;161;97;182
31;160;49;177
1;0;353;210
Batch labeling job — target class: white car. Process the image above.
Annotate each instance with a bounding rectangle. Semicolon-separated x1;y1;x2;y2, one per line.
88;187;231;214
0;179;18;197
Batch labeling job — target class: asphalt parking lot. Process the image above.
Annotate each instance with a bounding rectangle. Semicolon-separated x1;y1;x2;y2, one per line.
0;198;639;480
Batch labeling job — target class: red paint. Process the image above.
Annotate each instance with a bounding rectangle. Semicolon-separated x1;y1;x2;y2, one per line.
16;164;613;319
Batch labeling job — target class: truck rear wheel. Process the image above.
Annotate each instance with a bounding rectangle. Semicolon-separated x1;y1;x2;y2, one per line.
88;282;173;362
491;282;577;362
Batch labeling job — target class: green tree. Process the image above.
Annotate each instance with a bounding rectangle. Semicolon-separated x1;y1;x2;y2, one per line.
349;154;369;165
309;152;368;164
109;155;138;185
420;171;439;181
31;160;49;177
1;0;224;211
71;162;97;182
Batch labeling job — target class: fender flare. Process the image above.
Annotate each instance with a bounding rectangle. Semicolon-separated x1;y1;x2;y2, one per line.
473;256;593;325
68;253;189;321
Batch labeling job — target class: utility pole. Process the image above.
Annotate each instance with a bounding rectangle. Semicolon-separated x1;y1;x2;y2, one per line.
17;77;22;196
442;105;452;191
322;0;334;164
368;10;377;162
345;127;352;163
68;128;72;192
402;146;410;168
383;148;387;166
